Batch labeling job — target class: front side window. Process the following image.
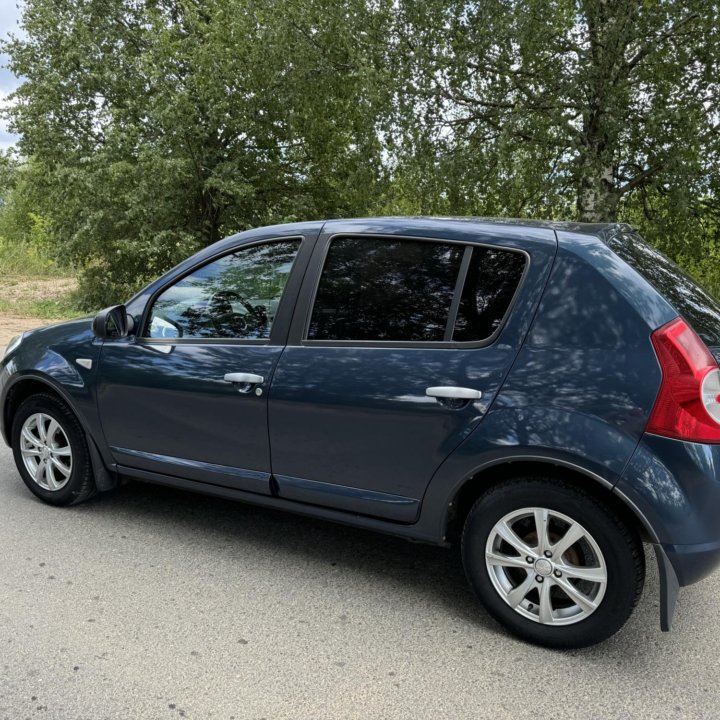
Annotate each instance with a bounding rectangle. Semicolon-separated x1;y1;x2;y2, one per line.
146;240;300;340
307;236;526;344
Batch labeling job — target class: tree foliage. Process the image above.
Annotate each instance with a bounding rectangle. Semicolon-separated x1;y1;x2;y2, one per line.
3;0;720;307
391;1;720;213
4;0;393;306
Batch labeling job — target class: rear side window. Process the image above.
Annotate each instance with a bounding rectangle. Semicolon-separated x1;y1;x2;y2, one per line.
307;236;526;343
308;237;463;341
606;231;720;346
454;247;527;342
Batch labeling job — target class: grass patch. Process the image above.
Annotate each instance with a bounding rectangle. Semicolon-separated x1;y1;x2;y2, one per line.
0;238;68;278
0;240;83;321
0;293;85;321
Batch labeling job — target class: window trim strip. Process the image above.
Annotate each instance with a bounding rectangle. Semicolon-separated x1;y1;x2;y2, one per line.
444;245;473;342
301;233;531;349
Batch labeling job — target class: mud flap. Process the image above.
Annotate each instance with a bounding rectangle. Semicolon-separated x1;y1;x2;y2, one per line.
86;433;117;492
653;543;679;632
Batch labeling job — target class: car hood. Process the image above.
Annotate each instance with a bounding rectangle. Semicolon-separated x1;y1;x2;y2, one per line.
7;317;96;365
21;316;94;344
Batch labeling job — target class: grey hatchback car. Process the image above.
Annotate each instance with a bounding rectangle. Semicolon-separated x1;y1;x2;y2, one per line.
3;217;720;648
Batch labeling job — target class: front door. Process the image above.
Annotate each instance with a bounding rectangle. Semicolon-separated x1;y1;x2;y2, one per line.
268;221;556;521
96;234;312;495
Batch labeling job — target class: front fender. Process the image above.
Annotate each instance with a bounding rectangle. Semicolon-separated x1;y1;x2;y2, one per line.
0;320;109;467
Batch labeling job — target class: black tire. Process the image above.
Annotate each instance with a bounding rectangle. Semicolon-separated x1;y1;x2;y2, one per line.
461;476;645;649
11;392;97;506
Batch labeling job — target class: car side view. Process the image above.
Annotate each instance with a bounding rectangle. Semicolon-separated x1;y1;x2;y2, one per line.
3;217;720;648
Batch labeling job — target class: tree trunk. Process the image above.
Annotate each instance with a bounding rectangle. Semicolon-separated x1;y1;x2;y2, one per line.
576;161;619;222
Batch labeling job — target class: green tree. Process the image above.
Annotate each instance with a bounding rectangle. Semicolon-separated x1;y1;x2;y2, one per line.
3;0;393;307
0;153;56;273
4;0;720;305
391;0;720;225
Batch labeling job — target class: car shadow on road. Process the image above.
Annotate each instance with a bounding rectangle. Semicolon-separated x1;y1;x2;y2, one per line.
18;472;670;659
82;478;505;635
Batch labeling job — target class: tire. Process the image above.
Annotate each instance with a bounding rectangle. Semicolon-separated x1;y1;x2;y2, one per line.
11;392;97;507
461;476;645;648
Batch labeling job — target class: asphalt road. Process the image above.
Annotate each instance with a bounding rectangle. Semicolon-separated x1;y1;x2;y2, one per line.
1;441;720;720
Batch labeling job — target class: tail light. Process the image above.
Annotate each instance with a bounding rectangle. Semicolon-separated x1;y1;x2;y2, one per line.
647;317;720;443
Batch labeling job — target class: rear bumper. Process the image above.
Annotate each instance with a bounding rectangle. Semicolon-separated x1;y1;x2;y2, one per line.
662;540;720;587
616;433;720;584
617;434;720;630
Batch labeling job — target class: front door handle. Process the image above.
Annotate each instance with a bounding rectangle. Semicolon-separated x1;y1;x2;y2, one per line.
426;386;483;400
224;372;264;385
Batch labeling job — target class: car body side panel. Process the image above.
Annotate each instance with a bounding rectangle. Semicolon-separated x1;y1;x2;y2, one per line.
95;342;285;492
555;229;679;332
501;234;675;451
267;219;558;521
415;406;651;540
416;232;678;538
92;224;322;494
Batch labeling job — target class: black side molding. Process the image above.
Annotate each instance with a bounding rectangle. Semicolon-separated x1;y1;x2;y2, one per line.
274;473;420;523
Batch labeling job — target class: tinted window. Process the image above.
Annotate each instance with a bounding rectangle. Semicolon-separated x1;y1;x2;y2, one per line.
606;230;720;346
146;240;300;340
453;247;527;342
308;237;463;341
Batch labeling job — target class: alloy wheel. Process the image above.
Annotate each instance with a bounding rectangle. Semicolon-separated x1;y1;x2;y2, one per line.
19;412;73;491
485;507;607;625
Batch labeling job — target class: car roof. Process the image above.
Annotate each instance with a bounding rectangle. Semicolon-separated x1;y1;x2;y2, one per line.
321;216;632;237
211;217;632;253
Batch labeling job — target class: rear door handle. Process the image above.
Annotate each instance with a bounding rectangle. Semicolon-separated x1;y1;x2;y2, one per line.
426;386;482;400
224;372;264;385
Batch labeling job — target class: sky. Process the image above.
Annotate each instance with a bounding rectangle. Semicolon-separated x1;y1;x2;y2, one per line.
0;0;24;151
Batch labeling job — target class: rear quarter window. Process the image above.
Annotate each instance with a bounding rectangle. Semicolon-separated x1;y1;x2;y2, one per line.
606;230;720;347
453;247;527;342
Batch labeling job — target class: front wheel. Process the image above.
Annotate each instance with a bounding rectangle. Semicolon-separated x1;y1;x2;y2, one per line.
461;477;645;648
11;393;97;506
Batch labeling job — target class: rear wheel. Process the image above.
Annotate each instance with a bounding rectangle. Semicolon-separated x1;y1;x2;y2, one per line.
461;476;645;648
11;393;96;506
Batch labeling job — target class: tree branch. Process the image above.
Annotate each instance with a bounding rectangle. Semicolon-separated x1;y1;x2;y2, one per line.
617;164;663;195
626;14;699;73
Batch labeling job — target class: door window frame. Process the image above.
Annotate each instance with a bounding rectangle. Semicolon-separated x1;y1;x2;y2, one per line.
136;235;312;347
290;233;531;349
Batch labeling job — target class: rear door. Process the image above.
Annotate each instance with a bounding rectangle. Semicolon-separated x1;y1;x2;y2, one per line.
267;220;557;522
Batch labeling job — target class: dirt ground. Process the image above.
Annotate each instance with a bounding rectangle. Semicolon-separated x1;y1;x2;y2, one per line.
0;276;76;305
0;314;49;346
0;277;79;345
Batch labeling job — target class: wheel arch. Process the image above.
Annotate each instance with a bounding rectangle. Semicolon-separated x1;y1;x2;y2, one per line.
440;455;680;632
3;373;116;491
442;457;657;546
4;374;79;440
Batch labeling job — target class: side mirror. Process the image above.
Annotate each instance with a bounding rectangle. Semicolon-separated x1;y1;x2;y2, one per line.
92;305;134;339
